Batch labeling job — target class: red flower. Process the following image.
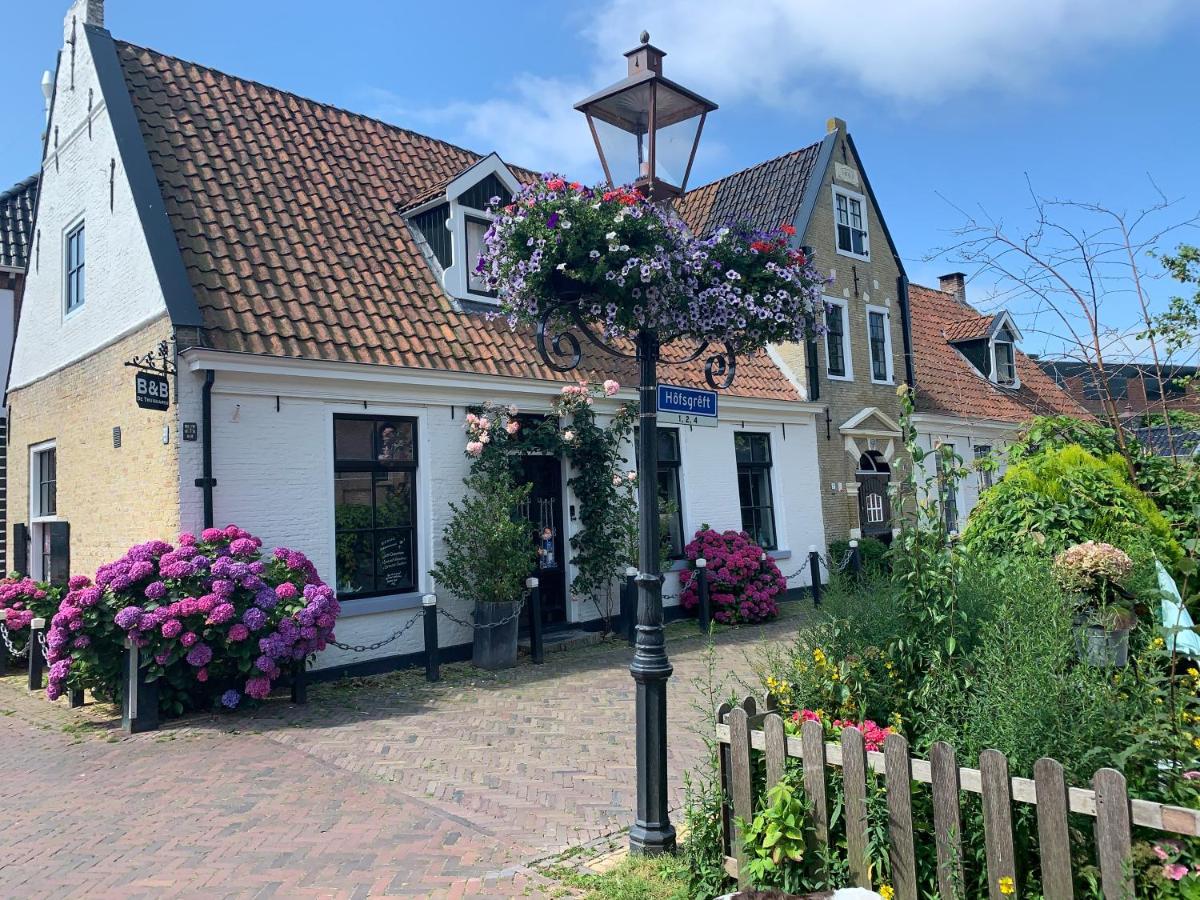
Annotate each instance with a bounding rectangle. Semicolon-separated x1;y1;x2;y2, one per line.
780;223;796;236
546;177;566;191
790;250;807;266
751;240;774;254
569;181;582;191
620;194;638;206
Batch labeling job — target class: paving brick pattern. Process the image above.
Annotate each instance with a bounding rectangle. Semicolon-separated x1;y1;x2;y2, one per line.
0;611;806;897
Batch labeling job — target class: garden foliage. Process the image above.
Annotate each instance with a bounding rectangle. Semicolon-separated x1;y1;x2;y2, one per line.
0;577;61;652
43;526;338;715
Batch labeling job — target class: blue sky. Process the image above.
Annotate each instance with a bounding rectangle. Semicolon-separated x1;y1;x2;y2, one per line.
3;1;1198;361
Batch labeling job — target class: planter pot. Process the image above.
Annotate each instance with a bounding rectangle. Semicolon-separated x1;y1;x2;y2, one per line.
472;600;521;670
1076;624;1130;668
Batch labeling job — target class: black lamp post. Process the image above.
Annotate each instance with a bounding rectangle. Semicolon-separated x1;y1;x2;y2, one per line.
570;34;718;856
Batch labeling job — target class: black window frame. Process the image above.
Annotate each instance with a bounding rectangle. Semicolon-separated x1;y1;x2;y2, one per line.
657;428;685;559
973;444;994;490
826;301;847;377
735;432;778;551
835;190;868;257
935;444;959;533
35;447;57;518
333;414;419;600
65;222;85;313
868;309;889;382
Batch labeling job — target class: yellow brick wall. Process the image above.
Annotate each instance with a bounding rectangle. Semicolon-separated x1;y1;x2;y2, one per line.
7;316;181;577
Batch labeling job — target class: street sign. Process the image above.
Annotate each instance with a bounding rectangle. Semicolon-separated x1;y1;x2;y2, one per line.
135;371;170;411
657;384;718;428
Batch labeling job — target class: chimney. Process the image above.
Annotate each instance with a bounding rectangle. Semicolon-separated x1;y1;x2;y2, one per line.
64;0;104;41
827;116;847;135
939;272;967;302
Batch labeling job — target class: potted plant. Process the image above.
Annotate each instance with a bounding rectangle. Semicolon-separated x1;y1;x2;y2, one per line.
431;468;536;670
1053;540;1137;667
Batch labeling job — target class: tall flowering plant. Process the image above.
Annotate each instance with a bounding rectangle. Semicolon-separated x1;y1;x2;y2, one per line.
43;525;339;715
0;577;62;655
679;528;785;624
478;175;826;353
1053;540;1136;627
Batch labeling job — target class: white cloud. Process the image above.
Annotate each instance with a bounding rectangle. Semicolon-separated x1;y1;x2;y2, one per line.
367;0;1190;175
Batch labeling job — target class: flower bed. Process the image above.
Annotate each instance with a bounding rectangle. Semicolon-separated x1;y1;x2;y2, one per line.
44;525;338;715
679;528;784;624
0;577;61;655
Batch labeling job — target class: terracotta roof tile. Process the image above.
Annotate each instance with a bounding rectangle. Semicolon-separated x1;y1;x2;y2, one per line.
942;315;994;343
114;40;800;401
909;283;1091;423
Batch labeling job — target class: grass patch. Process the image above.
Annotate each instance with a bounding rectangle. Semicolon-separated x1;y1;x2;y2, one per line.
543;856;691;900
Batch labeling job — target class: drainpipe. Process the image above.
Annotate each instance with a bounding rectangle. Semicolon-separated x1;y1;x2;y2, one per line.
897;274;915;387
196;369;216;528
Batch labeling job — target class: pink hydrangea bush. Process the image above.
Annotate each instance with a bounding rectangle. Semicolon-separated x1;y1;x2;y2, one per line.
678;528;785;625
44;525;339;715
0;577;61;656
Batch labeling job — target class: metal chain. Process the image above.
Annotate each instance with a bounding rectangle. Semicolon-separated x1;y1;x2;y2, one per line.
437;600;526;631
776;547;857;582
36;629;49;656
327;609;423;653
0;623;29;660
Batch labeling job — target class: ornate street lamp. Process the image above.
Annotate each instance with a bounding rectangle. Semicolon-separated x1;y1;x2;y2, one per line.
575;33;717;202
567;34;718;857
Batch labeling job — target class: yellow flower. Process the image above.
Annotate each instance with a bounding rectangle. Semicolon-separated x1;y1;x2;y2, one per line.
1192;736;1200;752
879;886;895;900
1152;636;1166;650
998;875;1016;895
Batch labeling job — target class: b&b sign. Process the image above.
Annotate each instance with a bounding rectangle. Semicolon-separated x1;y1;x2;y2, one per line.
657;384;718;428
135;371;170;411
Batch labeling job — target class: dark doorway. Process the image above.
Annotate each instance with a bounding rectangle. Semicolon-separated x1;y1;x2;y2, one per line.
519;455;567;628
855;451;892;540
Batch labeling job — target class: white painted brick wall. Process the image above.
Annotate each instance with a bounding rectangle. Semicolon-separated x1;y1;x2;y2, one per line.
9;24;167;392
177;362;827;671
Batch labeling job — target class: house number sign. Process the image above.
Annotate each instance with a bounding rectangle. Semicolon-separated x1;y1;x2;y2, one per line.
135;371;170;410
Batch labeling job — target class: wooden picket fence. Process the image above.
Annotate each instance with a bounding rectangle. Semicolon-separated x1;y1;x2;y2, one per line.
717;696;1200;899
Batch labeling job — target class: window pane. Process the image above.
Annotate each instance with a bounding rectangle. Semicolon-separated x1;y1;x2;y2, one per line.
375;530;414;592
335;531;374;596
837;224;852;253
836;194;848;225
852;229;865;256
375;472;413;528
849;198;863;230
658;466;684;557
869;312;888;380
376;420;415;463
334;418;375;462
826;307;845;376
334;472;374;529
657;428;680;463
466;218;492;295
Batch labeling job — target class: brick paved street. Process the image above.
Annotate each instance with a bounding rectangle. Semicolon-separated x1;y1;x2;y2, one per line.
0;608;808;898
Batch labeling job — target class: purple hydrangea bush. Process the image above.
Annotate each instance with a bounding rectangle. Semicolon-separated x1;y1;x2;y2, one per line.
678;528;785;625
44;525;339;715
0;577;61;655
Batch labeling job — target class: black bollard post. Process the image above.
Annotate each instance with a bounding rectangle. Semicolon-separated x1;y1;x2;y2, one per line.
69;687;84;708
121;641;159;734
624;566;638;647
290;659;308;705
0;612;9;671
528;577;544;665
422;594;440;682
695;557;711;632
808;546;823;608
850;539;862;578
27;618;45;691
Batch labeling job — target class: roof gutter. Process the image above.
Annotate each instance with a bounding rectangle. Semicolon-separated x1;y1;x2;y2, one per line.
195;369;217;528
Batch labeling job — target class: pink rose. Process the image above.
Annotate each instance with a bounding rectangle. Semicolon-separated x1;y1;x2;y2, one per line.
603;379;620;396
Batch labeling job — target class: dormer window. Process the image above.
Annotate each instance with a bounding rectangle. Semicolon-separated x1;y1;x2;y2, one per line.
405;154;519;305
994;339;1016;386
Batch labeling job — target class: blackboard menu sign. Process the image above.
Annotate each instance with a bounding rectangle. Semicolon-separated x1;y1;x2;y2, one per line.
377;531;412;591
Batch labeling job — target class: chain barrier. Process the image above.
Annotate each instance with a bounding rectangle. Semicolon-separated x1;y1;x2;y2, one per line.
36;629;49;656
777;547;857;582
327;609;423;654
437;599;526;631
0;623;29;660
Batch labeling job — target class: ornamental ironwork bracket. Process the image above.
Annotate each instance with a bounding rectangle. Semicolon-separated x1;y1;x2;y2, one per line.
534;295;738;390
123;340;177;376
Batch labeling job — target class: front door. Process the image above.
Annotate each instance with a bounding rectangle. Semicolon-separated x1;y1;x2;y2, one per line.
520;455;567;627
856;452;892;539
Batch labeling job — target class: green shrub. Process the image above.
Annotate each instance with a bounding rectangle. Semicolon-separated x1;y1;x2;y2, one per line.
961;444;1180;564
829;536;889;574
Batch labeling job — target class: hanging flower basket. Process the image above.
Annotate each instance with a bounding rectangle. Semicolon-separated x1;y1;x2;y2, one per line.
478;175;828;356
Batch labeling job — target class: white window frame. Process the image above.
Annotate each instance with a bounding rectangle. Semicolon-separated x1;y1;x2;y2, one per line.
825;298;853;381
992;339;1019;388
832;185;870;261
438;154;521;306
864;304;894;384
63;217;85;317
29;440;61;582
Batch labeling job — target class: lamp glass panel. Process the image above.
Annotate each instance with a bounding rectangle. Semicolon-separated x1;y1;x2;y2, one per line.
654;115;702;188
592;116;645;186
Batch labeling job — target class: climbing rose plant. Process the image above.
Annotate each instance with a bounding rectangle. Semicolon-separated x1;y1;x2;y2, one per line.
44;525;339;716
679;528;785;624
479;175;827;353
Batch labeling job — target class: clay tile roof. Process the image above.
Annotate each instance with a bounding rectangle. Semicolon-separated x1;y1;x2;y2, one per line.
0;175;38;270
113;41;800;401
909;283;1092;423
676;142;823;236
942;315;994;343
